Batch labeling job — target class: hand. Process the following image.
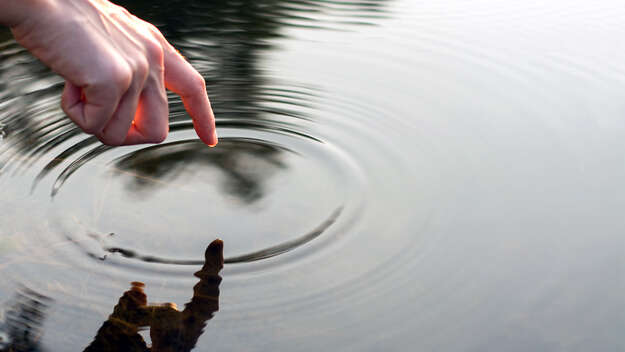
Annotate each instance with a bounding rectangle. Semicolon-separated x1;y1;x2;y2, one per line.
5;0;218;146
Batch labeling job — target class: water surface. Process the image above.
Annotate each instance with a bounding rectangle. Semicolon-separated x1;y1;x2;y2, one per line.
0;0;624;351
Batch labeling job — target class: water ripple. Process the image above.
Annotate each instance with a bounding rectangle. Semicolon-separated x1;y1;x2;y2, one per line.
3;0;623;350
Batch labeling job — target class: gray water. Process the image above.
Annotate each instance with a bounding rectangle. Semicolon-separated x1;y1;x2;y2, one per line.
0;0;624;350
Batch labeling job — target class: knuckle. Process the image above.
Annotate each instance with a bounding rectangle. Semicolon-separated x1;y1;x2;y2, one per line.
190;73;206;94
111;4;131;17
144;39;164;65
134;57;150;80
110;63;133;92
100;63;132;94
145;23;164;39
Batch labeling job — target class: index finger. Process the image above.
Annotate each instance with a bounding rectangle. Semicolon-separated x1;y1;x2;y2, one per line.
163;45;218;146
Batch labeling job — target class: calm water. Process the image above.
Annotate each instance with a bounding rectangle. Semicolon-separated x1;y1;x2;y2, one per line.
1;0;624;350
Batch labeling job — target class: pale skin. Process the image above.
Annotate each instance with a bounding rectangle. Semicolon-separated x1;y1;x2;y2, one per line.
0;0;218;146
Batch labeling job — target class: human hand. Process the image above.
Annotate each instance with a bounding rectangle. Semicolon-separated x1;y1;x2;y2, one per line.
4;0;217;146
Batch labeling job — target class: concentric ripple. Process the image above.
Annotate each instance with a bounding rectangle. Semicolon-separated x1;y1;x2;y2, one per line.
31;120;360;269
2;0;625;351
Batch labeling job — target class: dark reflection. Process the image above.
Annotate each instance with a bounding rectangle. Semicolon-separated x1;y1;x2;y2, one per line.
36;121;322;197
115;0;389;123
84;239;224;352
0;287;52;352
112;138;287;203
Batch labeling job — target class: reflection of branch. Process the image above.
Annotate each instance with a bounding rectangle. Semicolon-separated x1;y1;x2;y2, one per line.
84;239;224;352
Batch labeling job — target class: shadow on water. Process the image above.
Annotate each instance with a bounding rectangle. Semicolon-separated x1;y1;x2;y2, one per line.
84;239;224;352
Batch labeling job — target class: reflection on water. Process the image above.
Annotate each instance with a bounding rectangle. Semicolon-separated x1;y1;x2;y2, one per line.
4;0;396;350
0;0;370;280
0;287;51;352
112;138;287;203
85;239;223;352
2;0;625;351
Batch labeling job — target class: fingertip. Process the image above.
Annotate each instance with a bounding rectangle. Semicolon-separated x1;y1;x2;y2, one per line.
205;134;218;147
194;122;217;147
208;131;218;147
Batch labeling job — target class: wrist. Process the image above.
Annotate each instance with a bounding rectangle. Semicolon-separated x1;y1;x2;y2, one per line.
0;0;54;27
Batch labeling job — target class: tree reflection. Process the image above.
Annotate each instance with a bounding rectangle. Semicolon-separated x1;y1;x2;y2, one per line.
84;239;224;352
0;287;52;352
115;0;389;121
111;137;288;203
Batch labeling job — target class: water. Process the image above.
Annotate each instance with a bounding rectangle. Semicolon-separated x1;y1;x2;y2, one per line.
1;0;624;350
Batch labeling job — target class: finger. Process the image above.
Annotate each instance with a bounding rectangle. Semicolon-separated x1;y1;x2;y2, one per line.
61;80;123;135
97;84;142;146
123;79;169;145
98;57;150;146
61;80;83;117
162;46;217;146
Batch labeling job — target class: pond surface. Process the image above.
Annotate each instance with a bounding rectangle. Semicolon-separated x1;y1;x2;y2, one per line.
1;0;624;350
